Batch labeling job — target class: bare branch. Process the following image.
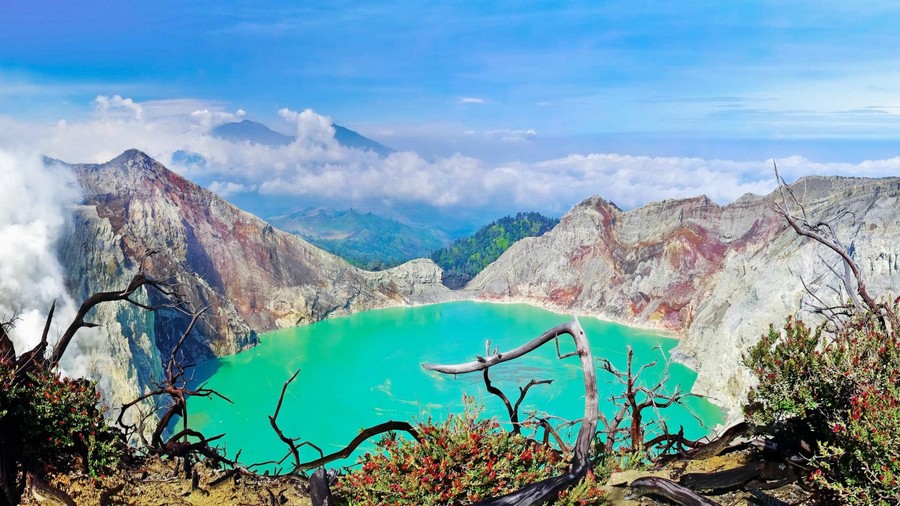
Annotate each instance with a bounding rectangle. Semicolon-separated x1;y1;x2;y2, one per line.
423;318;598;505
268;369;303;469
773;161;879;315
423;321;586;375
483;369;516;430
38;301;56;351
534;418;570;457
295;421;420;472
263;369;421;475
482;368;552;436
514;379;553;420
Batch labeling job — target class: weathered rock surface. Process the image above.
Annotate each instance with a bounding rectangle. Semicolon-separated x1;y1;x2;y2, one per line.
468;176;900;420
57;149;452;419
57;150;899;429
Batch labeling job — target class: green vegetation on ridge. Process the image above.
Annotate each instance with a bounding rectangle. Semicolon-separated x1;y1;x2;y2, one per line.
431;212;559;288
268;208;449;270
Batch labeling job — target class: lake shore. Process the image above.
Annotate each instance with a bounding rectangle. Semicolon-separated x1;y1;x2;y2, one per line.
190;301;723;468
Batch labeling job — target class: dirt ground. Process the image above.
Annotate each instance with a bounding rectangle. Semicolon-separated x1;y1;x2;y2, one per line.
20;446;810;505
20;456;313;506
603;448;811;505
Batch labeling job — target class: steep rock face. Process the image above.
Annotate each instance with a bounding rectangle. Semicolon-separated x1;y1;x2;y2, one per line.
469;176;900;420
59;149;451;415
369;258;467;303
59;205;164;419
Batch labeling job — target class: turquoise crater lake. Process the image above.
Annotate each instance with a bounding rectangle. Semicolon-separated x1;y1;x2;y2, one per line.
187;301;723;467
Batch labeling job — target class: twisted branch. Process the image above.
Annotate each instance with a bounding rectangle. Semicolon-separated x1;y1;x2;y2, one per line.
423;318;598;506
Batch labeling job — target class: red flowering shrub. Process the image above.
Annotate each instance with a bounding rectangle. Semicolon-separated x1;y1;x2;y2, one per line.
744;306;900;504
0;356;124;478
333;397;606;505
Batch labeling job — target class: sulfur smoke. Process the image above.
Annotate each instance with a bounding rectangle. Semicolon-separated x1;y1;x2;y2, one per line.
0;148;92;377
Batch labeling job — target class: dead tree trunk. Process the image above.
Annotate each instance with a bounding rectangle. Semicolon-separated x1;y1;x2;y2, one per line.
422;318;598;506
773;161;894;329
0;252;190;504
598;346;698;455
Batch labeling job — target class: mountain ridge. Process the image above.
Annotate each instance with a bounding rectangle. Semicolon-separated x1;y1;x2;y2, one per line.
268;207;449;270
469;175;900;420
58;149;450;423
52;150;900;427
210;119;394;155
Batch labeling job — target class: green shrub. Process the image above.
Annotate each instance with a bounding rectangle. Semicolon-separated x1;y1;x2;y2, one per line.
745;307;900;504
333;397;606;505
0;357;124;478
431;212;559;288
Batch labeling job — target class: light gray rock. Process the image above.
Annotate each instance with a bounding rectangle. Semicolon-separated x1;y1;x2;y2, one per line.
470;176;900;421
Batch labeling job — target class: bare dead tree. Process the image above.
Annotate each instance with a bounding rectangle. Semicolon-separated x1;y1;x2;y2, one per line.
260;369;421;478
0;251;234;504
418;321;710;505
596;346;700;455
422;318;598;506
773;161;895;332
116;304;239;476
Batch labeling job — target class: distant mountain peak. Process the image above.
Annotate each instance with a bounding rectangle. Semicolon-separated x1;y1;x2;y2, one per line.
210;120;293;147
114;148;153;163
209;119;393;155
331;125;394;156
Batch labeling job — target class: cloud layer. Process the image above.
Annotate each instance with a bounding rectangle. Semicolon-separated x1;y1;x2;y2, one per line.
4;95;900;222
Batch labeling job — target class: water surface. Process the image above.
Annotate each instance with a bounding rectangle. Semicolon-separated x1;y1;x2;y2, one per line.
188;301;722;467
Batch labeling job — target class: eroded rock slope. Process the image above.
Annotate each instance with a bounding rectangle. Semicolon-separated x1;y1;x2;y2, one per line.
58;149;450;420
469;176;900;419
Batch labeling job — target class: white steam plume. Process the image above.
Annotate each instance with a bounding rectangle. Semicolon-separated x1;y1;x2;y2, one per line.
0;148;91;377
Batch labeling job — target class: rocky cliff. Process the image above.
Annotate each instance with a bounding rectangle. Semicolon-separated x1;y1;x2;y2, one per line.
468;176;900;420
57;149;450;422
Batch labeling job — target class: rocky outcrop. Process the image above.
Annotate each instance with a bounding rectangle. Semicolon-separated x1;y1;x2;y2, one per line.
369;259;467;303
58;149;451;419
468;176;900;420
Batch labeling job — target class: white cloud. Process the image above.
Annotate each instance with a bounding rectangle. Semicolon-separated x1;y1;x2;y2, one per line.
208;180;252;197
6;95;900;223
0;149;83;367
458;97;487;104
94;94;143;120
486;128;537;142
190;107;247;131
278;108;338;149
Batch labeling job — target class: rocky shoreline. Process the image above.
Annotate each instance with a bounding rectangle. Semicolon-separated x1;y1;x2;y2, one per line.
467;176;900;420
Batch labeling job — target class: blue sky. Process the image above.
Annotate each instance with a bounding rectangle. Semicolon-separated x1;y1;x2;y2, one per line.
2;1;900;225
5;2;900;141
